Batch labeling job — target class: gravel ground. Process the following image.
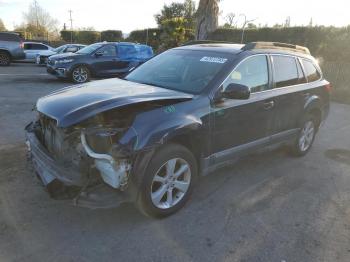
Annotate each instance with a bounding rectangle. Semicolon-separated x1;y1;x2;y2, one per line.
0;63;350;262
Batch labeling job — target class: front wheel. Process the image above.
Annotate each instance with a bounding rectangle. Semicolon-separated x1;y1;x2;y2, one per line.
71;66;90;83
137;144;197;218
291;114;317;156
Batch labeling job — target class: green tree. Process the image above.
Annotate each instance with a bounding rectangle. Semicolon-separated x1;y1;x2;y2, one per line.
159;17;192;50
195;0;220;40
0;19;6;31
155;0;196;29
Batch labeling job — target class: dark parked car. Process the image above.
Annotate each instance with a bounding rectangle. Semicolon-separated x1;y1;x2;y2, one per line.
26;42;330;217
46;42;154;83
36;44;86;65
0;32;25;65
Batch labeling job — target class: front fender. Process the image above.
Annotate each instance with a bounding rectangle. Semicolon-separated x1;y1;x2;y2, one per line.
120;111;203;151
118;97;209;153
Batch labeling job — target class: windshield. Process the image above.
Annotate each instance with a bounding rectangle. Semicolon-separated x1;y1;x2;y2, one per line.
77;43;103;54
125;49;230;94
53;45;66;53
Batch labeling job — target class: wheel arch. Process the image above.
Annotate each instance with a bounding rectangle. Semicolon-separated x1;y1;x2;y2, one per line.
0;49;12;59
303;95;323;130
71;63;95;77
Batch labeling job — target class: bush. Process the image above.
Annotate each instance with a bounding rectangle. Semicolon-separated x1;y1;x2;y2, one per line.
208;26;350;63
60;30;101;44
128;28;162;50
101;30;123;42
76;30;100;44
60;30;78;42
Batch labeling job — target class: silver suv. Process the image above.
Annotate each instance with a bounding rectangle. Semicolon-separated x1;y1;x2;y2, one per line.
0;32;25;65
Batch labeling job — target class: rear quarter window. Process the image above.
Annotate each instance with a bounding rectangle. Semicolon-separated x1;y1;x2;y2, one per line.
0;33;20;42
272;55;299;88
302;59;321;82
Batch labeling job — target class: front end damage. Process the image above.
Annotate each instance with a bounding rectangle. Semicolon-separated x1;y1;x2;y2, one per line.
25;112;136;209
25;78;195;209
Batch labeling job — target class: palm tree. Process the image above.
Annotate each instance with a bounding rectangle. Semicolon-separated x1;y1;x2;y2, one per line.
195;0;220;40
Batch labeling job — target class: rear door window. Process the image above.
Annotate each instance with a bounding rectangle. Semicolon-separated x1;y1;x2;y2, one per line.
118;45;137;59
302;59;321;82
272;55;299;88
65;46;78;53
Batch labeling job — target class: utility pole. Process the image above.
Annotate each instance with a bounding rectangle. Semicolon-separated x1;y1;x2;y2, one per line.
34;0;39;30
68;10;73;43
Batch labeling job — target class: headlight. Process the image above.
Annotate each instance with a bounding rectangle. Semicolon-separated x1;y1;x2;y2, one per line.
55;59;74;64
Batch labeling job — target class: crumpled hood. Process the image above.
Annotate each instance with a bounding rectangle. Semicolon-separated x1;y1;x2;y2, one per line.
36;78;193;128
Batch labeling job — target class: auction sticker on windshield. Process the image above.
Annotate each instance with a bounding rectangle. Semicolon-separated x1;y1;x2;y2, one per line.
200;56;228;63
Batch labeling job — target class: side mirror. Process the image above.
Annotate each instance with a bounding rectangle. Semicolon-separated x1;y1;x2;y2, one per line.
221;83;250;100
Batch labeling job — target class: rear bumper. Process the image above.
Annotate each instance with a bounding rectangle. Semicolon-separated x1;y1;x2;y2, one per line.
25;122;130;208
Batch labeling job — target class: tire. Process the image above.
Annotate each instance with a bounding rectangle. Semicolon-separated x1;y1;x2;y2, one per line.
71;65;90;83
136;144;198;218
290;113;317;156
0;51;11;66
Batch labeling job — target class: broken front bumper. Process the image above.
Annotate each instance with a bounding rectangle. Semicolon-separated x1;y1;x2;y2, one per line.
25;123;130;209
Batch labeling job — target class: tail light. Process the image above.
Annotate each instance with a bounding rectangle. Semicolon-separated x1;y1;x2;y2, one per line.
20;40;24;49
324;83;332;93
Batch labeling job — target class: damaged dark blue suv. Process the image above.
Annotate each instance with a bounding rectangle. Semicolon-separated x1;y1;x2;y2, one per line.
26;42;330;217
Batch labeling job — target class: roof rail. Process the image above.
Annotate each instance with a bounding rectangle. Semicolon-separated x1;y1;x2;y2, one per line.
181;40;234;46
242;42;310;55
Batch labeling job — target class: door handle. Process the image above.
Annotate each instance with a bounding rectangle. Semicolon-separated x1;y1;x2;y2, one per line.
263;100;275;110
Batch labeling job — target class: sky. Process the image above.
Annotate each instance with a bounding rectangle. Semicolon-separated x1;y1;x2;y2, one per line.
0;0;349;33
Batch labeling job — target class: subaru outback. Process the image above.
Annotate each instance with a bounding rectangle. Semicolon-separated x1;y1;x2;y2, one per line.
26;42;330;217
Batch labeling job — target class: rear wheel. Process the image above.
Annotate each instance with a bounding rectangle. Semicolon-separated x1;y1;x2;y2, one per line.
291;114;316;156
137;144;197;218
71;66;90;83
0;51;11;66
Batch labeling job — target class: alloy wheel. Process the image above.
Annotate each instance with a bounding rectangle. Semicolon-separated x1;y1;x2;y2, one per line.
72;67;88;83
151;158;191;209
299;120;315;152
